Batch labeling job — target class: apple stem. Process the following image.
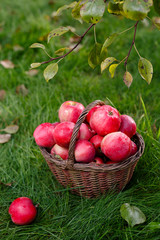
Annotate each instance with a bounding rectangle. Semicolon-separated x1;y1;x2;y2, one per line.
40;24;95;65
124;21;139;67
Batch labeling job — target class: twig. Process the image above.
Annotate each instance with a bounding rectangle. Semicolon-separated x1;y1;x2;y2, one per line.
41;24;95;65
124;21;139;67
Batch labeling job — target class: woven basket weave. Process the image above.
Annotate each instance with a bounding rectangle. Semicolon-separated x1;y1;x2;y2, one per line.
39;100;145;198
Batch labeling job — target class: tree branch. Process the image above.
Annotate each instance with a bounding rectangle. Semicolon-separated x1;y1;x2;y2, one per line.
124;21;139;67
41;23;95;65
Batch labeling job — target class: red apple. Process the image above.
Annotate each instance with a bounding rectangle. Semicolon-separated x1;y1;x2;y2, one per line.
90;135;103;150
53;122;78;148
106;161;118;164
86;105;101;123
90;105;121;136
78;123;93;140
119;114;136;138
94;157;104;164
58;100;85;123
101;132;132;162
8;197;37;225
33;122;57;148
51;144;68;160
74;139;95;163
129;141;138;157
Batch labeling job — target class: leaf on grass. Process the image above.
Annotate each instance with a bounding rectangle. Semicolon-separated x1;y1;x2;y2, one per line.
2;125;19;134
0;134;11;143
0;60;15;69
55;2;77;16
29;43;45;50
0;90;6;101
147;222;160;230
69;35;81;43
109;64;119;78
120;203;146;227
123;71;133;88
13;45;24;51
48;27;69;43
138;57;153;84
44;63;58;82
123;0;150;21
30;63;41;69
16;84;29;96
80;0;105;24
88;43;102;69
0;181;13;187
25;69;39;77
101;57;117;73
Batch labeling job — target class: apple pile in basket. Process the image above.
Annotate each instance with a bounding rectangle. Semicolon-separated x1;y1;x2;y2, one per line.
33;101;138;165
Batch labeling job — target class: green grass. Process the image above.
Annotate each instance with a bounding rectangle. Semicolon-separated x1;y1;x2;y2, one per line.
0;0;160;239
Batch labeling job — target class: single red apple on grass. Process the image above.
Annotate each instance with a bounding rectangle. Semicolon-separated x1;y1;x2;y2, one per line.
58;100;85;123
9;197;37;225
101;132;132;162
90;105;121;136
33;122;57;148
51;144;68;160
75;139;95;163
53;122;78;148
119;114;136;138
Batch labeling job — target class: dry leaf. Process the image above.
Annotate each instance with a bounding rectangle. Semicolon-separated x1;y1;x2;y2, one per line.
69;35;81;43
2;125;19;134
0;134;11;143
0;60;15;69
25;69;39;76
0;181;13;187
0;90;6;101
16;84;28;96
13;45;24;51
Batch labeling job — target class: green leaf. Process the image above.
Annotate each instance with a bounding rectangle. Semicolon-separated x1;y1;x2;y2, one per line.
138;57;153;84
56;2;77;16
107;2;124;15
48;27;69;43
109;63;119;78
101;33;118;53
147;222;160;230
123;0;150;21
29;43;45;50
153;0;160;15
101;57;117;73
43;63;58;82
55;48;69;56
80;0;105;24
30;63;41;69
123;71;133;88
72;0;86;23
2;125;19;134
120;203;146;227
88;43;102;69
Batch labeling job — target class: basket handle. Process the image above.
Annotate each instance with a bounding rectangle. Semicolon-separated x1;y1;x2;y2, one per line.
66;100;105;169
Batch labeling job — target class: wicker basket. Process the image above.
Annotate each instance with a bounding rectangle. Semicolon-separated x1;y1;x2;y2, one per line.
39;100;145;198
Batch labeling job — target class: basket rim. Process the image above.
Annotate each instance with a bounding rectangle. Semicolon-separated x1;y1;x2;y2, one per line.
39;132;145;173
